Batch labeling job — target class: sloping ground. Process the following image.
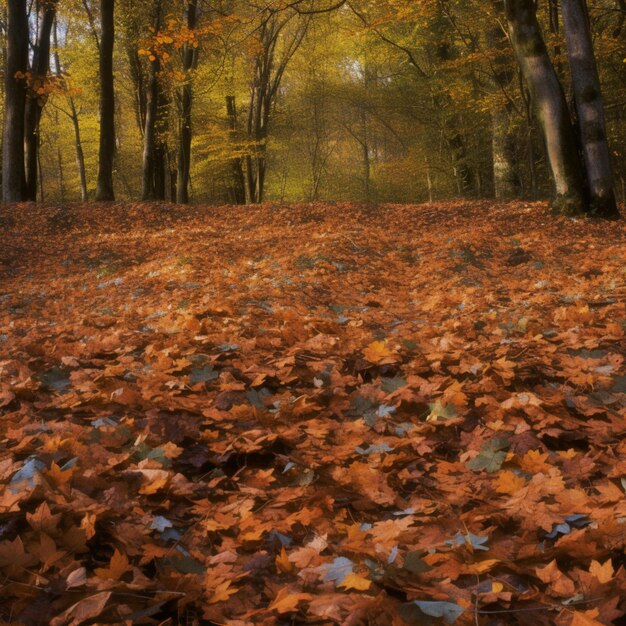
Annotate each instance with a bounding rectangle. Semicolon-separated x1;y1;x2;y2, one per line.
1;200;625;626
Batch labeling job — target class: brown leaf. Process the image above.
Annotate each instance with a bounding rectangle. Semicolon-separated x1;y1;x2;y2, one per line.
50;591;111;626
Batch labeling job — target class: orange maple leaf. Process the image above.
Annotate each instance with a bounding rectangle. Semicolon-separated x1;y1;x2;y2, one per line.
94;549;131;581
496;470;526;494
362;341;398;364
589;559;614;584
276;546;294;574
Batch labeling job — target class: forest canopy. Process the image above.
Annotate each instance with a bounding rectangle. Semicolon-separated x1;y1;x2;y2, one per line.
0;0;624;215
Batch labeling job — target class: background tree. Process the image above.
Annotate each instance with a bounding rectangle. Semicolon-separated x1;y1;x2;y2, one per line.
95;0;116;201
2;0;623;214
2;0;29;202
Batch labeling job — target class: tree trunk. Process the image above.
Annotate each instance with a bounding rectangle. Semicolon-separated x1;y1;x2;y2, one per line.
488;5;521;199
127;45;148;136
226;95;246;204
142;51;160;200
492;104;521;198
561;0;619;217
53;20;88;201
69;98;88;201
176;0;197;204
142;0;171;201
95;0;116;201
504;0;585;214
360;106;371;201
2;0;29;203
25;0;56;201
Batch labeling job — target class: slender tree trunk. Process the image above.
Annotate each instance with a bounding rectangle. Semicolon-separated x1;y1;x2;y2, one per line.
360;106;371;201
504;0;585;214
142;52;160;200
95;0;115;201
56;142;65;202
69;98;88;201
25;0;56;201
127;45;147;136
561;0;619;217
492;104;521;198
176;0;197;204
226;95;246;204
53;21;88;201
2;0;29;202
37;148;44;201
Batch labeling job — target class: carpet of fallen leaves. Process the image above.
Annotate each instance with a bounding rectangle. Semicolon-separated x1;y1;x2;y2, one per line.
1;200;626;626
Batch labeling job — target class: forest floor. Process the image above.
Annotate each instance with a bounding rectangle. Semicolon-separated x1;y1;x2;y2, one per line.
1;200;626;626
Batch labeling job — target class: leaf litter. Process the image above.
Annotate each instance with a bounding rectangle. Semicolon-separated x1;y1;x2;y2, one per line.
0;200;625;625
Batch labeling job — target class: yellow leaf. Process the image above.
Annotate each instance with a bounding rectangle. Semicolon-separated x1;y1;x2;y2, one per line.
589;559;614;584
466;559;500;574
240;528;265;542
275;546;294;574
80;513;97;540
207;579;238;604
269;587;312;614
491;581;504;593
519;449;551;474
362;341;398;364
338;572;371;591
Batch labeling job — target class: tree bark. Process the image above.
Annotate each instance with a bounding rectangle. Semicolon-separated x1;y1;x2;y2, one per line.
2;0;29;202
25;0;56;202
176;0;197;204
226;95;246;204
492;103;521;198
487;5;521;198
561;0;619;217
142;0;171;201
69;98;88;201
504;0;585;214
95;0;116;201
142;50;161;200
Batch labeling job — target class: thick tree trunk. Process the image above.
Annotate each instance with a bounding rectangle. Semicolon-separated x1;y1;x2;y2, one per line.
176;0;197;204
2;0;29;202
504;0;585;214
561;0;619;217
25;0;56;202
95;0;116;201
142;62;170;201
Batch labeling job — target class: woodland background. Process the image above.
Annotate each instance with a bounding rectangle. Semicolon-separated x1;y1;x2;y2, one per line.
0;0;625;207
